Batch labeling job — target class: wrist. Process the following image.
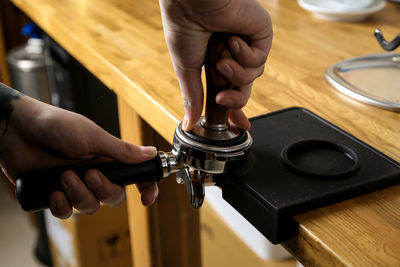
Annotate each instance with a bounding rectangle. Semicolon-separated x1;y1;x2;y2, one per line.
3;86;54;142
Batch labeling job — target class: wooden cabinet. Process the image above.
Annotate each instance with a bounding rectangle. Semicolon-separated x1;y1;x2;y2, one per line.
118;98;201;267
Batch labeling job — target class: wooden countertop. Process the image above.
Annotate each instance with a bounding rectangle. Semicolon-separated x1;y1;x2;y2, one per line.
8;0;400;265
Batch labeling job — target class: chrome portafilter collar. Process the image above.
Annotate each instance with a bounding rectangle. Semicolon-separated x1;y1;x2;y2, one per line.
173;119;253;174
170;118;252;209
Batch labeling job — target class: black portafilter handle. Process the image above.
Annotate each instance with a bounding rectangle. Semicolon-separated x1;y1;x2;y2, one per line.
16;154;163;212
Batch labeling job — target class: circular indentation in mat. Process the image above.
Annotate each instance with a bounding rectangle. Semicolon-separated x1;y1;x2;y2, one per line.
281;139;360;178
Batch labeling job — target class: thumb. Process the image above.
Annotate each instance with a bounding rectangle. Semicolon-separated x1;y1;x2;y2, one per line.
91;129;157;163
175;68;204;131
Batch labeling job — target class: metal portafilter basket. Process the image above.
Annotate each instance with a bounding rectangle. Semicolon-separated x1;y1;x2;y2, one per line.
15;33;253;211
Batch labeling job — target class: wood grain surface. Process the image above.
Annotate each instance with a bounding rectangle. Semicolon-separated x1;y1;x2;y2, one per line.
7;0;400;265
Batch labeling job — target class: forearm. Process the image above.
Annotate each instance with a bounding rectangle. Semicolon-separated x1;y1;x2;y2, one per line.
0;82;22;134
0;83;45;170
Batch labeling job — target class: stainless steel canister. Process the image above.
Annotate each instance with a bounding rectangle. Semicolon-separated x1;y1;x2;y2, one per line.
7;38;51;103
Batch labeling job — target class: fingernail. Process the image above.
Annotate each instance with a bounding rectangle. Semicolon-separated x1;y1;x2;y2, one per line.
154;186;159;199
217;63;233;78
62;172;78;189
232;40;240;54
86;172;102;189
140;146;157;157
182;115;189;131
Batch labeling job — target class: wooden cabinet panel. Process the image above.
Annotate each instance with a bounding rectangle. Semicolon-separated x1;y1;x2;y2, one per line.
118;97;201;267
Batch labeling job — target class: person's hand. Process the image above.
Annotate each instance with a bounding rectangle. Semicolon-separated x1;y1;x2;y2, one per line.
0;88;158;219
159;0;272;131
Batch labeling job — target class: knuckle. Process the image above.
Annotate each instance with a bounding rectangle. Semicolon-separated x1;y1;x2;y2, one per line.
257;65;265;77
182;96;191;107
262;52;269;63
235;73;253;86
256;47;268;63
120;141;137;156
182;96;203;118
182;97;194;110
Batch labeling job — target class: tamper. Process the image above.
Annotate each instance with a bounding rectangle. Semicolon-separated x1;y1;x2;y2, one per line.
171;33;252;208
15;33;252;211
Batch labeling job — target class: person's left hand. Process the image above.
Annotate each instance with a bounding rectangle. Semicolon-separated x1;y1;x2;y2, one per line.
0;91;158;219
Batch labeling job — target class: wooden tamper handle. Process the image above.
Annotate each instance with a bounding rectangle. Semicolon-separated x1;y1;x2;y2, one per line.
203;33;239;131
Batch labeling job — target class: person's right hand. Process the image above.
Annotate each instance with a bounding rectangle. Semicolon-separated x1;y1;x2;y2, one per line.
159;0;273;131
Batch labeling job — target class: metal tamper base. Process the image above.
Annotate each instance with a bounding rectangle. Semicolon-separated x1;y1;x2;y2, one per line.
171;120;252;209
184;118;248;147
173;119;252;175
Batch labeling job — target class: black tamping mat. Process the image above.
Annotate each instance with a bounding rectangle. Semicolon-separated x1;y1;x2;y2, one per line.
217;107;400;244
